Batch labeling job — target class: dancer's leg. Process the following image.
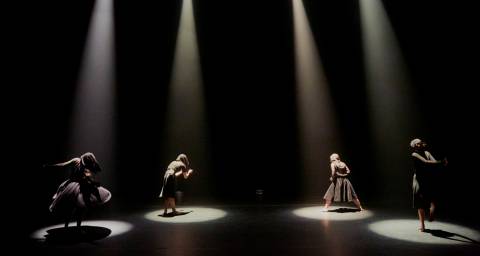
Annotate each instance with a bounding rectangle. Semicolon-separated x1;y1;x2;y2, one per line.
418;209;426;232
163;199;169;215
353;198;363;211
323;199;331;210
429;202;436;222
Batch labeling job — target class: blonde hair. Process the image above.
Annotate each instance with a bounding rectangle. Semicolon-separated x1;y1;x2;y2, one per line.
410;138;422;148
330;153;339;162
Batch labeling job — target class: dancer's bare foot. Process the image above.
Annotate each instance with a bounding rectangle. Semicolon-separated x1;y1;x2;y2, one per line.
419;227;425;232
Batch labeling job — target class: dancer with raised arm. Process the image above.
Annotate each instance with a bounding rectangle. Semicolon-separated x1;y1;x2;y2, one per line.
47;152;111;227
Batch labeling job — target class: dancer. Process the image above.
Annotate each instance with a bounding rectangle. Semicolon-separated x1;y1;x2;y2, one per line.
159;154;193;216
323;153;363;211
47;152;111;227
410;138;447;232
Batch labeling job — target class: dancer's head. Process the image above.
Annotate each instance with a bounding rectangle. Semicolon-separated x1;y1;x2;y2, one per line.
410;138;426;150
81;152;101;173
176;153;189;169
330;153;340;162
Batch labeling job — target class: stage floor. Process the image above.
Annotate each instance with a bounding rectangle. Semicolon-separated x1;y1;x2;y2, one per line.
25;204;480;255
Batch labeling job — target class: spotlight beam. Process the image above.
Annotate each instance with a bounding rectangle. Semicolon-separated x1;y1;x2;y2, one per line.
163;0;210;198
360;0;421;199
69;0;116;187
293;0;341;201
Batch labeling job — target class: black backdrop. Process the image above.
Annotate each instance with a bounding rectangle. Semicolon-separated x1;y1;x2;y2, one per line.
10;1;479;229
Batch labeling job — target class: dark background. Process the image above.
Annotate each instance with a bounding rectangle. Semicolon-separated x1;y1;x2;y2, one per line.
9;0;479;233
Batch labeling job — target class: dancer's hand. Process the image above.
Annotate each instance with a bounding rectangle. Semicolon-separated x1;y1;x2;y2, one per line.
183;169;193;179
73;158;81;168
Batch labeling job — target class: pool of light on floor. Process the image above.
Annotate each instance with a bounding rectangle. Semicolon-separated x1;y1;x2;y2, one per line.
31;220;133;240
144;207;227;223
293;206;374;221
369;219;480;245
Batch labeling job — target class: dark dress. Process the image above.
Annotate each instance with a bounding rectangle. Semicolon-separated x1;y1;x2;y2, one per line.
323;161;359;202
412;151;441;209
159;160;186;198
49;163;111;216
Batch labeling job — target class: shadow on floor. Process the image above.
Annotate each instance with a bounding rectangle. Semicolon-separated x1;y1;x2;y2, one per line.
327;207;361;213
424;229;480;244
159;210;193;218
45;226;111;244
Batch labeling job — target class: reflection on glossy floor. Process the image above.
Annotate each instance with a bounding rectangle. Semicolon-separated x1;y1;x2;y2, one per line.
26;204;480;256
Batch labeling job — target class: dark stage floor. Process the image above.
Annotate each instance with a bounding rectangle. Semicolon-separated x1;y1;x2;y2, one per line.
25;204;480;256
